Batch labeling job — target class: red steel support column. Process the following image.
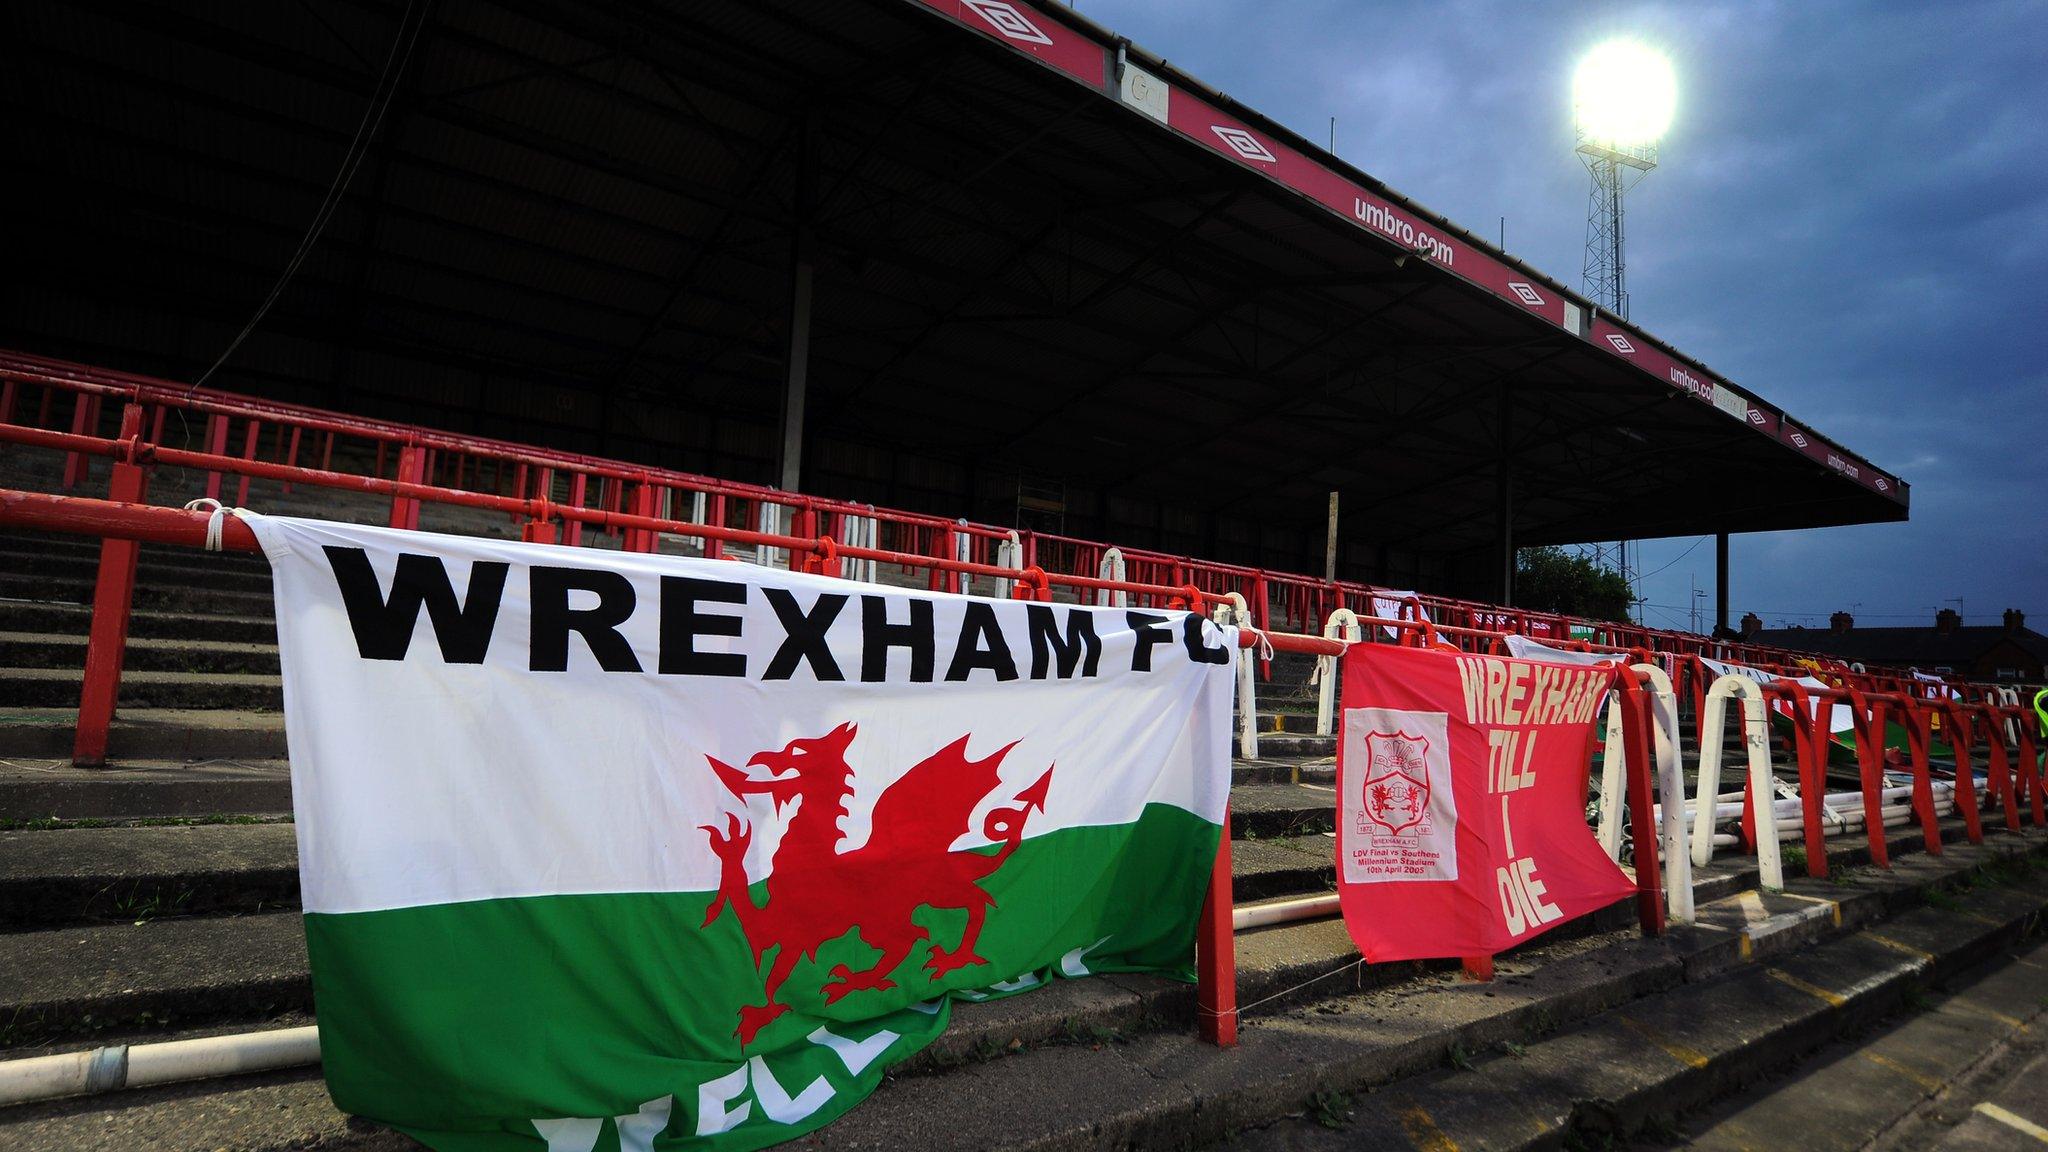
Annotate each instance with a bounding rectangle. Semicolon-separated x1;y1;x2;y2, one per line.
1797;707;1831;877
407;449;426;531
73;404;150;767
319;432;335;473
282;426;302;494
1195;804;1237;1047
0;377;16;424
62;391;94;488
234;419;261;507
1949;708;1984;844
150;406;167;444
2021;726;2044;828
1617;674;1666;936
565;474;587;547
1988;735;2021;832
706;494;725;561
204;414;229;502
388;447;415;529
1850;693;1890;868
1902;708;1941;855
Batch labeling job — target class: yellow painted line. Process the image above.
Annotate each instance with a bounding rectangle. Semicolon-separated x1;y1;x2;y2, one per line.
1863;932;1936;962
1738;934;1752;961
1617;1014;1710;1070
1395;1102;1461;1152
1942;1000;2028;1029
1975;1103;2048;1144
1766;968;1847;1007
1779;891;1843;927
1864;1051;1943;1093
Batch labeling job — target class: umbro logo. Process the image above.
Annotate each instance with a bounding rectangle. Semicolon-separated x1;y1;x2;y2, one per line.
1747;409;1765;425
1606;334;1635;354
1211;125;1277;163
1509;282;1544;307
963;0;1053;45
1790;432;1809;448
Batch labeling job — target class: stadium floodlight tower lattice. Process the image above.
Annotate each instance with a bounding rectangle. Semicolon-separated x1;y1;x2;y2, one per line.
1573;40;1676;614
1574;40;1676;320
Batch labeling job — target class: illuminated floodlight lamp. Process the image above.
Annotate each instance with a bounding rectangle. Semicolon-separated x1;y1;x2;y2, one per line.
1573;40;1675;169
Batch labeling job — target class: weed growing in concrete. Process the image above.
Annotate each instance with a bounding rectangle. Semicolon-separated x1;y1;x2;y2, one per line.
1923;888;1964;912
1781;845;1807;873
1497;1040;1527;1059
1446;1041;1476;1072
1308;1089;1354;1129
1902;986;1932;1013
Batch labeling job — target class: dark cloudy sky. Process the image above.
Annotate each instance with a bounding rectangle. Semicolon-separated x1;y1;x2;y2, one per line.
1079;0;2046;633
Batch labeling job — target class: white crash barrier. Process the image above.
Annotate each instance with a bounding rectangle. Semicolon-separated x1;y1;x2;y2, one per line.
756;502;789;569
992;529;1023;597
1595;664;1692;922
838;511;879;583
1688;675;1784;891
1219;593;1260;760
1095;547;1127;607
1313;608;1363;737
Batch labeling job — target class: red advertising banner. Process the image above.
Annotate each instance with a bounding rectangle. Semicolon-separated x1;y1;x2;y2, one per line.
1336;644;1634;962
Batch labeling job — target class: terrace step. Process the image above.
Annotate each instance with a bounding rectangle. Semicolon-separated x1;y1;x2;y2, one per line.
0;750;292;819
0;822;1334;931
0;708;290;764
1658;935;2048;1151
0;667;282;710
1228;857;2048;1152
0;601;277;644
0;551;276;594
0;632;281;675
0;575;274;617
0;825;2035;1150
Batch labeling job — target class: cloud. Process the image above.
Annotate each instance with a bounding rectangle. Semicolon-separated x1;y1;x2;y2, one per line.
1083;0;2048;626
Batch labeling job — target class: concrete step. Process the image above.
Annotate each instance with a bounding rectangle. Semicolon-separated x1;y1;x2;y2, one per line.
0;822;1331;931
0;752;292;819
0;709;289;766
0;601;277;644
0;667;282;710
0;822;300;928
1917;1048;2048;1151
1250;732;1334;759
818;835;2048;1152
0;532;272;574
1660;934;2048;1151
0;551;275;594
0;575;274;617
1230;783;1338;839
0;632;281;675
0;828;2034;1150
1228;848;2048;1152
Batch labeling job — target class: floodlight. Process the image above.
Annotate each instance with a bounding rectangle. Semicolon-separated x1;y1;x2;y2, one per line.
1573;41;1676;149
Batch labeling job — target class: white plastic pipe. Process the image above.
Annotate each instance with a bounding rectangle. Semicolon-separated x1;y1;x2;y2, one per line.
1689;675;1783;890
0;1025;319;1107
1233;893;1339;931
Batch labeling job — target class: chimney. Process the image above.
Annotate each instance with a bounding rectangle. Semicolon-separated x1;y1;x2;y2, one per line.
1830;611;1854;633
2006;608;2026;634
1935;608;1961;635
1740;611;1762;638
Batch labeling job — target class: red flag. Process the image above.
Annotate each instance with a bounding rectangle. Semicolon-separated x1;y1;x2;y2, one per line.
1336;644;1635;962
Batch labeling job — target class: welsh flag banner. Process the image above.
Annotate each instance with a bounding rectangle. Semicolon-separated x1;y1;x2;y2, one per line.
246;516;1235;1151
1336;644;1634;961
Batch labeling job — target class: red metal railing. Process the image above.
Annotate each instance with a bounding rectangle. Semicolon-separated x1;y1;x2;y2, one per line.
1;348;1958;678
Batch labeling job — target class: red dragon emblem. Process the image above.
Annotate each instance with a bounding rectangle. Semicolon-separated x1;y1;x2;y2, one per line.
701;722;1054;1045
1359;730;1432;836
